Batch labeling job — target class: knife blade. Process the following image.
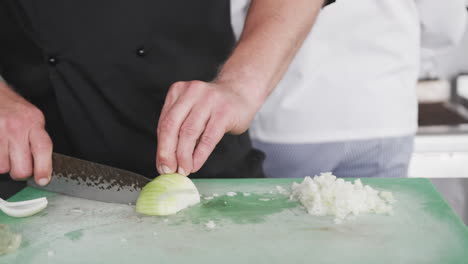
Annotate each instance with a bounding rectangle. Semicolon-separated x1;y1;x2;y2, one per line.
27;153;151;204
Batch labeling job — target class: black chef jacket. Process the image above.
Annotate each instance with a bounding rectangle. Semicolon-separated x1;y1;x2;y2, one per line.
0;0;265;179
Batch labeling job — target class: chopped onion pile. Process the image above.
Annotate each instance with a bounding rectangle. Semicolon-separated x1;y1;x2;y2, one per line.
136;173;200;216
291;173;396;223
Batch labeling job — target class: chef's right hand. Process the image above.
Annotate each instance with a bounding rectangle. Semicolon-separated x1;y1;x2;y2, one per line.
0;81;53;186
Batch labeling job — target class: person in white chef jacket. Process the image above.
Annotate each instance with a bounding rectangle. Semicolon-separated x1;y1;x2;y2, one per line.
232;0;468;178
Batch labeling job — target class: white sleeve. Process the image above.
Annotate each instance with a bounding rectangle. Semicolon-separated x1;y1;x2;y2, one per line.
417;0;467;51
230;0;251;40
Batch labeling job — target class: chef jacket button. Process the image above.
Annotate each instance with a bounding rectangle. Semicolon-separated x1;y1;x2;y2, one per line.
48;56;58;65
136;47;146;57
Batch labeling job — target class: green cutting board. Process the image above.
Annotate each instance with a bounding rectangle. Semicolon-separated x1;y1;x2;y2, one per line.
0;178;467;264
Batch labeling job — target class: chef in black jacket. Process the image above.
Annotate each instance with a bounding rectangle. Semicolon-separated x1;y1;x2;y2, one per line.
0;0;323;186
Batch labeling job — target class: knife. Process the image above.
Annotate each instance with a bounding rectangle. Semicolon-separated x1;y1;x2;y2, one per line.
27;153;151;204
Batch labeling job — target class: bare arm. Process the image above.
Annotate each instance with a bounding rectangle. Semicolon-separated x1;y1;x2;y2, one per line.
156;0;323;176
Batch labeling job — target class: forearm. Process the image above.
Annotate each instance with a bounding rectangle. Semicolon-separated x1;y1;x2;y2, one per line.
216;0;323;107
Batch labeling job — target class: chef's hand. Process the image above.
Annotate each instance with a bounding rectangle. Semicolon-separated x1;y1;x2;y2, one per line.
155;0;321;176
0;81;53;186
156;80;259;176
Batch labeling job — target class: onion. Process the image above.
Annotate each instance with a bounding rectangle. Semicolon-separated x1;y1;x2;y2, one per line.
291;173;395;223
135;173;200;216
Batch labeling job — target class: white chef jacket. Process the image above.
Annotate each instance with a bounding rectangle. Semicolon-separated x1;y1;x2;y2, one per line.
232;0;467;143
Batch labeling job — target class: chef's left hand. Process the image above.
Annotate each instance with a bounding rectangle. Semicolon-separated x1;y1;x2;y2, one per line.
156;80;259;176
155;0;321;176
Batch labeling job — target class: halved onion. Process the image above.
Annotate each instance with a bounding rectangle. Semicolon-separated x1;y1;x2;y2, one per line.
135;173;200;216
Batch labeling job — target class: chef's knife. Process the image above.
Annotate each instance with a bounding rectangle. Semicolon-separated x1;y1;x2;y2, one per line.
27;153;151;204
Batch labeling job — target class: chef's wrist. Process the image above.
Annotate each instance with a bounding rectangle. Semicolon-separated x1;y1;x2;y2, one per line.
215;70;270;111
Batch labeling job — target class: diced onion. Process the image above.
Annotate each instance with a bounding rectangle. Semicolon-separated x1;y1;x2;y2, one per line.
291;173;396;223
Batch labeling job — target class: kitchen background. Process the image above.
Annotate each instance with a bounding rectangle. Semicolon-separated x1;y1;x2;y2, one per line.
412;7;468;179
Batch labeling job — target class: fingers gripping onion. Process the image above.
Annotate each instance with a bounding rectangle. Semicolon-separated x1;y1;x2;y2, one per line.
136;173;200;216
